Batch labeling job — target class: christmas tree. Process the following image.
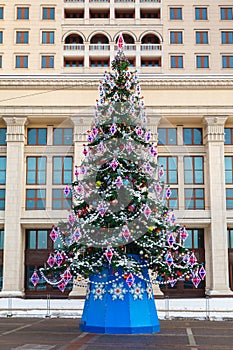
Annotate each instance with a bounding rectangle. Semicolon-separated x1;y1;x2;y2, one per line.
31;35;206;333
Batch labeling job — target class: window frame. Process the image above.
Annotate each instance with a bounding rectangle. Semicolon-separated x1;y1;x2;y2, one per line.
196;55;209;69
53;128;73;145
225;128;233;144
185;188;205;210
183;128;203;145
52;189;72;210
170;31;183;44
17;7;29;20
169;7;182;20
158;128;177;145
195;31;209;44
184;156;204;185
222;56;233;68
42;31;55;45
15;55;28;68
0;128;6;145
26;156;47;185
158;156;178;184
42;7;55;20
41;55;54;68
27;128;47;145
195;7;208;20
26;189;46;210
171;55;183;68
16;31;29;44
221;7;233;20
226;189;233;210
52;156;73;185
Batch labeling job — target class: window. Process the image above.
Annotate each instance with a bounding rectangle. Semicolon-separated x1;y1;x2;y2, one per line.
170;31;183;44
183;128;202;145
26;189;46;210
185;189;205;209
42;31;54;44
141;59;161;67
195;8;207;20
0;128;6;145
222;56;233;68
0;157;6;185
0;190;5;210
0;31;2;44
196;55;209;68
221;32;233;44
196;31;208;44
15;55;28;68
16;31;29;44
0;230;3;291
225;128;233;144
52;189;72;210
64;59;84;68
184;157;204;184
27;128;47;145
171;55;183;68
158;128;177;145
170;8;182;20
221;8;233;20
229;229;233;248
167;188;178;210
90;59;109;67
226;189;233;209
53;128;73;145
42;7;55;20
0;55;2;68
17;7;29;20
41;56;54;68
184;229;204;249
26;229;48;249
26;157;46;185
53;157;73;184
0;7;3;19
225;157;233;184
158;157;178;184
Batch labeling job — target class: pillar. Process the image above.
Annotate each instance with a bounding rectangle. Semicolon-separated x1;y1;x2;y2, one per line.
203;116;232;296
0;116;27;297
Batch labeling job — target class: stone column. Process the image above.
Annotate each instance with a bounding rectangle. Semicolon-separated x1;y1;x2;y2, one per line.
69;115;92;298
0;116;27;298
203;116;232;296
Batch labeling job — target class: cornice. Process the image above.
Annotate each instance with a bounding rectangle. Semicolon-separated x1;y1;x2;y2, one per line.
0;75;233;89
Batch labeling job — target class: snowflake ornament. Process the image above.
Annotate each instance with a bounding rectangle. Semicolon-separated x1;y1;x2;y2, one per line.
129;282;145;300
109;282;127;300
92;283;106;300
146;283;153;299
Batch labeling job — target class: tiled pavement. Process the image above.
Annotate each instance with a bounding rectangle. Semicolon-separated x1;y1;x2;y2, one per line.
0;318;233;350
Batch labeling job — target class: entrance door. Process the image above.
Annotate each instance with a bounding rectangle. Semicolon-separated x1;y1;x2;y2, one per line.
25;229;72;298
160;228;205;298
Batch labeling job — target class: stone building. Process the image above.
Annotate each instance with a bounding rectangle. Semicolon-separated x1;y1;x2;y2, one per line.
0;0;233;298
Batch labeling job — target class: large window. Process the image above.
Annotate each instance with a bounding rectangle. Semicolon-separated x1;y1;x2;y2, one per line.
196;31;209;44
222;56;233;68
0;128;6;145
27;128;47;145
226;189;233;209
26;157;46;185
184;157;204;184
183;128;202;145
158;157;178;184
52;189;72;210
17;7;29;20
0;190;4;210
185;188;205;209
26;189;46;210
171;56;183;68
170;8;182;20
170;31;183;44
42;7;55;20
0;157;6;210
195;8;208;20
0;7;3;19
16;31;29;44
53;128;73;145
225;128;233;144
158;128;177;145
53;157;73;185
221;8;233;20
0;31;2;44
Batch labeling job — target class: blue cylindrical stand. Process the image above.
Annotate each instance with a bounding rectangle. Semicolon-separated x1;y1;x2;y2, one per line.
80;259;160;334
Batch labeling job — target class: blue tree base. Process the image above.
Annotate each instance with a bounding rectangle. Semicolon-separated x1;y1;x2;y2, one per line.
80;263;160;334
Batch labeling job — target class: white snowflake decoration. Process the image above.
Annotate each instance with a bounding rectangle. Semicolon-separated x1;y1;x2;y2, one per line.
109;282;127;301
91;283;106;300
129;282;145;300
86;283;91;300
146;283;153;299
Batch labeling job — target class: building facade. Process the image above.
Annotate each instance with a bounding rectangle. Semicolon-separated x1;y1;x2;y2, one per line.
0;0;233;298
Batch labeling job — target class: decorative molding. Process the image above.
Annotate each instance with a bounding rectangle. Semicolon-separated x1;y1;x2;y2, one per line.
3;116;28;142
1;76;233;89
203;116;228;142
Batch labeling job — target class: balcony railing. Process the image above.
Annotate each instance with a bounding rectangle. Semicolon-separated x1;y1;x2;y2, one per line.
64;44;85;50
140;0;161;2
64;0;84;2
89;44;110;50
115;0;135;2
114;44;136;50
141;44;162;50
90;0;110;2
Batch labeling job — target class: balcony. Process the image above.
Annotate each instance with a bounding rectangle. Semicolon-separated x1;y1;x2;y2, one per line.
141;44;162;51
63;44;85;56
89;44;110;51
114;44;136;51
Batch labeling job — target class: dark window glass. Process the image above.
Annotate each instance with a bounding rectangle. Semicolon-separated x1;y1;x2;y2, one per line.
196;31;208;44
42;7;55;20
16;31;29;44
17;7;29;20
0;230;4;249
196;55;209;68
221;8;233;20
0;7;3;19
16;55;28;68
27;128;47;145
228;229;233;248
195;8;207;20
222;56;233;68
171;56;183;68
170;8;182;20
0;189;5;210
0;157;6;184
0;129;6;145
225;128;233;144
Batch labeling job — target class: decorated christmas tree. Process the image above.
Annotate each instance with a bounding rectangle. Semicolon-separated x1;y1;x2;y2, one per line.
31;35;206;334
